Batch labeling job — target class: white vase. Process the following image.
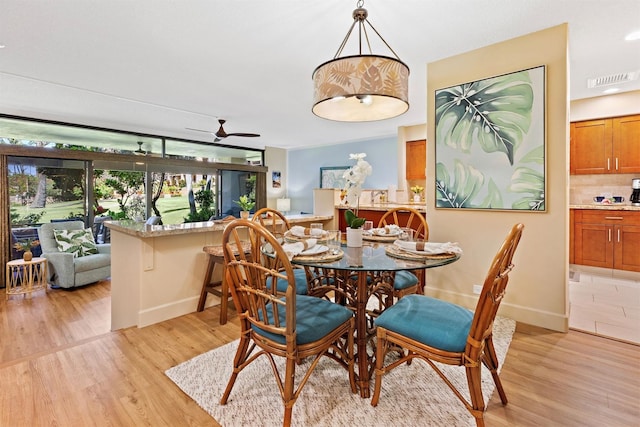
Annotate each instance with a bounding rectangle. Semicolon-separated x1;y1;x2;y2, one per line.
346;227;363;248
413;194;421;202
240;210;250;219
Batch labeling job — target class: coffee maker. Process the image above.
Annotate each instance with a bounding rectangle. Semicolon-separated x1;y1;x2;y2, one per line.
631;178;640;206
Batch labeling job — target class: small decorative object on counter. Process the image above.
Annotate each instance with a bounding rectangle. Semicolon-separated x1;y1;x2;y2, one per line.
13;237;40;261
234;195;255;219
410;185;424;202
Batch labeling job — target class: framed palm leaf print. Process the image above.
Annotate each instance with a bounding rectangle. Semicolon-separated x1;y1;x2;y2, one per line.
435;65;546;211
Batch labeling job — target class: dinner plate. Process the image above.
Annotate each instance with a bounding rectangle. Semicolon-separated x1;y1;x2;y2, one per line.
393;242;454;256
284;230;329;242
298;245;329;256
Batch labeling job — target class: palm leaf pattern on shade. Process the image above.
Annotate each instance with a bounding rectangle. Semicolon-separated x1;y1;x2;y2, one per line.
435;70;534;165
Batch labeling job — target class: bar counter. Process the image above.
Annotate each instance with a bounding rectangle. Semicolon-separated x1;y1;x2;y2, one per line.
105;214;333;330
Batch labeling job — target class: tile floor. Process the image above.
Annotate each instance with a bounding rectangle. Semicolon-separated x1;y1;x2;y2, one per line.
569;269;640;345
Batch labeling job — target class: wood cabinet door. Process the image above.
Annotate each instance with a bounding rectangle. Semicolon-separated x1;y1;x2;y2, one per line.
612;114;640;174
570;119;613;174
406;140;426;179
574;222;614;268
614;225;640;272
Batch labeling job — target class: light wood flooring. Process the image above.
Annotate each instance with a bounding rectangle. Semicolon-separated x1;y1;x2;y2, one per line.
1;281;639;426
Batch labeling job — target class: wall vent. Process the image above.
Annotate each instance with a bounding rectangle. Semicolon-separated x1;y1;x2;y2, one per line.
587;71;639;88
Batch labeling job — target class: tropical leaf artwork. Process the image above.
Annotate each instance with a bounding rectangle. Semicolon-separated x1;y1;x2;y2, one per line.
435;66;546;210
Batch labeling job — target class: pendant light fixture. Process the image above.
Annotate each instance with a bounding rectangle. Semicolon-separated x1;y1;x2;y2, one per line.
312;0;410;122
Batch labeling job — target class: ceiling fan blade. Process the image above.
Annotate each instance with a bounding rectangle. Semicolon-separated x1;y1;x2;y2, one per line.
186;127;215;134
226;132;261;138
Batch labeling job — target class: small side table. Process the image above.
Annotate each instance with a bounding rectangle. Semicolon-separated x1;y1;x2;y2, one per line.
6;257;48;299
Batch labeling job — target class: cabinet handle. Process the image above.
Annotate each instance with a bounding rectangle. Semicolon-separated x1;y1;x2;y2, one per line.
607;158;610;170
616;158;619;170
618;229;621;243
608;228;612;242
605;216;623;220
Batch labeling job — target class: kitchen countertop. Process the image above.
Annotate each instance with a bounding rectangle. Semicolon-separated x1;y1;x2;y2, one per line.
570;204;640;211
335;203;426;213
105;214;334;238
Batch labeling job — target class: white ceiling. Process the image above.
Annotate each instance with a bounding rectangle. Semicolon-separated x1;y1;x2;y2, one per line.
1;0;639;152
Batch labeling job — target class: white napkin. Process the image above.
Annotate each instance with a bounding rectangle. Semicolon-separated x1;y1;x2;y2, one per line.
371;224;401;235
394;240;463;255
290;225;325;238
281;238;317;260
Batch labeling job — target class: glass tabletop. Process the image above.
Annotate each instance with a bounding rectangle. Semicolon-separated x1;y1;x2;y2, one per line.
290;243;460;272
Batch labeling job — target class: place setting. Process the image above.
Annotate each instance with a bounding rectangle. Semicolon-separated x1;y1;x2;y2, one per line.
385;239;463;261
362;222;404;242
281;229;343;262
283;224;331;244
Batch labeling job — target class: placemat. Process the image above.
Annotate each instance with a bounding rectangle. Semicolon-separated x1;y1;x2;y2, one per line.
362;233;399;242
284;230;329;244
294;249;343;262
385;245;457;261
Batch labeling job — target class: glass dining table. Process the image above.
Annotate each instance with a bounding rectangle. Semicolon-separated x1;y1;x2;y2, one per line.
290;241;460;398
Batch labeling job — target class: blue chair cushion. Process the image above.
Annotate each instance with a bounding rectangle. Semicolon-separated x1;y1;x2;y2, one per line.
374;294;473;352
252;295;353;345
393;270;419;290
267;268;309;295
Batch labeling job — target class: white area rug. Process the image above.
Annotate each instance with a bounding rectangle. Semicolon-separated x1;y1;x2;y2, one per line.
166;317;516;427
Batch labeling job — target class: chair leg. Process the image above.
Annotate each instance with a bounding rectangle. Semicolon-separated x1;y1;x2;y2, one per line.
465;364;486;427
220;335;251;405
197;256;215;312
370;329;388;407
219;268;229;325
483;335;508;404
282;357;296;427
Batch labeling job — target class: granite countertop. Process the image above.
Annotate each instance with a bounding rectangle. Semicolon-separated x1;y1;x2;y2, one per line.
105;214;334;238
336;203;426;213
570;203;640;211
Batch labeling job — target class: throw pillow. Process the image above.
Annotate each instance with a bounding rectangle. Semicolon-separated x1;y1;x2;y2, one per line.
53;228;99;258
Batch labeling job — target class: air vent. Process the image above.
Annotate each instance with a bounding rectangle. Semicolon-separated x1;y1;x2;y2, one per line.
587;71;639;88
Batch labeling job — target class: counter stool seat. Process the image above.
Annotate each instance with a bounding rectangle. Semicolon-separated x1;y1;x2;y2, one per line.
198;241;252;324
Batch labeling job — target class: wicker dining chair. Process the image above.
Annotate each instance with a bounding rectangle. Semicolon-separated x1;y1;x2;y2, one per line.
371;223;524;427
252;207;312;295
370;207;430;314
220;219;356;427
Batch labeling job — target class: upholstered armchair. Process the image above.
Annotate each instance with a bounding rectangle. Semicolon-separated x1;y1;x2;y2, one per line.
37;221;111;288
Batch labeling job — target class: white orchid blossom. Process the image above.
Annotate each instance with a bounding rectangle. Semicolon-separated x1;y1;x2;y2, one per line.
342;153;372;209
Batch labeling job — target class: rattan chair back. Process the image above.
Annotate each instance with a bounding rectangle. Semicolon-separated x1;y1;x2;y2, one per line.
378;207;429;240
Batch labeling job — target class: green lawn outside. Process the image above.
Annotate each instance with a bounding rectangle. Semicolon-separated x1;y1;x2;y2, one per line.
12;195;198;226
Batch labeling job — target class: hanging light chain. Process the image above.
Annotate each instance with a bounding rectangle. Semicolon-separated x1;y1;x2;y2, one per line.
332;0;402;61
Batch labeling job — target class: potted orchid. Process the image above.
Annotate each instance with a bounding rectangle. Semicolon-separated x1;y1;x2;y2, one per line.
342;153;372;247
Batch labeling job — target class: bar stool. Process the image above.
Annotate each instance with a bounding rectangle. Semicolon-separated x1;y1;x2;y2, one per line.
197;241;252;324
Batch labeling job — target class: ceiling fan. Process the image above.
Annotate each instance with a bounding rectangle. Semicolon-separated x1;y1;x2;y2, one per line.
186;119;260;142
134;141;147;156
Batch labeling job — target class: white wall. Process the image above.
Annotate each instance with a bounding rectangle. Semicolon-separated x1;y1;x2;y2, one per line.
426;24;570;332
571;90;640;121
265;146;287;208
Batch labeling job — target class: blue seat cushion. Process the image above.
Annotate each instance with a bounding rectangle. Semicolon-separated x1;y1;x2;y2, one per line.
374;294;473;352
268;268;309;295
252;295;353;345
393;270;419;290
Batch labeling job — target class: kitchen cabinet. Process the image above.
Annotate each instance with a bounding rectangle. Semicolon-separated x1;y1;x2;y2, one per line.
406;139;426;179
570;114;640;175
573;210;640;272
